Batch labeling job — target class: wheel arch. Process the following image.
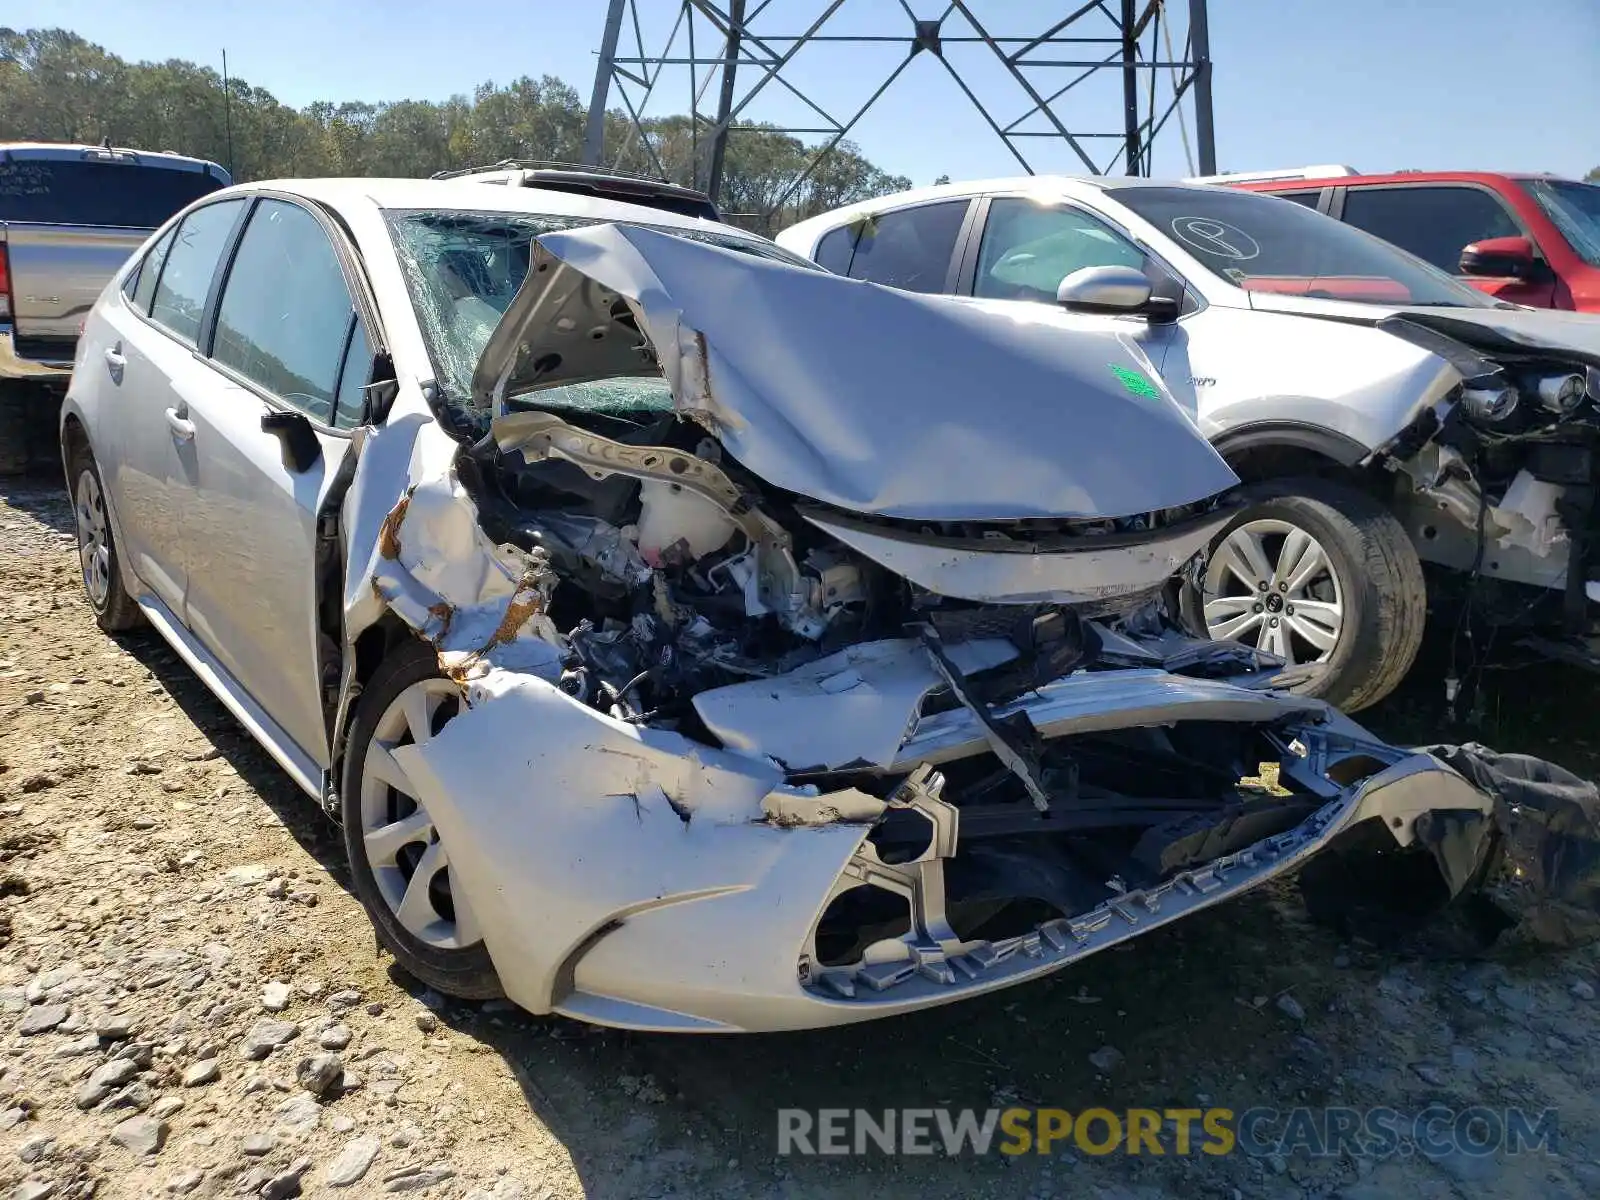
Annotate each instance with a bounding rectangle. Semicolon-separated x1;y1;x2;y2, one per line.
59;412;143;604
1213;422;1375;488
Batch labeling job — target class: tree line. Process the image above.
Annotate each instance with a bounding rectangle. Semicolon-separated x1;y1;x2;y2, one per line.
0;27;913;232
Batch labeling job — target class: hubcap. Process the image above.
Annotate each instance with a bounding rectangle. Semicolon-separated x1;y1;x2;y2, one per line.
358;678;482;950
74;468;111;609
1203;518;1345;667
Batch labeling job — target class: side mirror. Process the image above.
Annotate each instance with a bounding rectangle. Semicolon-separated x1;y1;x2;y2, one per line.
261;409;323;473
1057;265;1154;314
1459;235;1549;282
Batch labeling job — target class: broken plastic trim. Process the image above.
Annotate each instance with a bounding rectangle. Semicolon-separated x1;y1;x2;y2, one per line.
803;743;1494;1001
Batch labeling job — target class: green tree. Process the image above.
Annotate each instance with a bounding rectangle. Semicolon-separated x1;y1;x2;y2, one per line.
0;26;908;230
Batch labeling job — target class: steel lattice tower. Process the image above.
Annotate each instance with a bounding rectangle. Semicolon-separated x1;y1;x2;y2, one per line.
583;0;1217;221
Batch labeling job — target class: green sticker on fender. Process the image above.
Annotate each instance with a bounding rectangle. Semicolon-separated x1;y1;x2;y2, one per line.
1107;363;1161;399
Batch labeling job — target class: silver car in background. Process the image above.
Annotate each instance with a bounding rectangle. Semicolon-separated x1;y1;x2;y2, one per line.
61;178;1495;1032
779;179;1600;712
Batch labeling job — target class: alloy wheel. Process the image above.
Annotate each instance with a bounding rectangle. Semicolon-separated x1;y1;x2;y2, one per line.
358;677;482;950
74;468;112;609
1203;518;1345;667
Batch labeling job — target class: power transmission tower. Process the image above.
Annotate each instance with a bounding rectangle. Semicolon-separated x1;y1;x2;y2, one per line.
583;0;1216;219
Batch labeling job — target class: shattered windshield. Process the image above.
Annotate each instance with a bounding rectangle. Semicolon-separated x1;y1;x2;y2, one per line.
1113;186;1500;307
1523;179;1600;267
385;209;812;428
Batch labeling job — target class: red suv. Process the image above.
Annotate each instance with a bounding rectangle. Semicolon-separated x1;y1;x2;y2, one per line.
1236;171;1600;313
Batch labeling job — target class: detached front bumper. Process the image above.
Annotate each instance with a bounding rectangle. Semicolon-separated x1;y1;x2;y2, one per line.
392;667;1494;1033
0;325;73;382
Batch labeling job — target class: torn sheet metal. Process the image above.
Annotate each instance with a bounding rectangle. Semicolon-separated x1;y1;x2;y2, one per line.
368;456;566;679
892;667;1321;772
471;222;1238;522
805;508;1232;607
692;637;1018;771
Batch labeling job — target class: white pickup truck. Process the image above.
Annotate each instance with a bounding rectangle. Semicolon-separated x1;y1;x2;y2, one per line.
0;143;230;472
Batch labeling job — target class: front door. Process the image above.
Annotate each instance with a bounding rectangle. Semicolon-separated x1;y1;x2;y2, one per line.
962;194;1184;383
179;197;374;767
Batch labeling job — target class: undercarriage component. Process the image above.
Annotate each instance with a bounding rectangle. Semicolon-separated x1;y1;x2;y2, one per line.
916;622;1057;813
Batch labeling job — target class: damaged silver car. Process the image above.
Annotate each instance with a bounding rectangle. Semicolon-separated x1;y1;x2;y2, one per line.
780;180;1600;711
62;179;1502;1032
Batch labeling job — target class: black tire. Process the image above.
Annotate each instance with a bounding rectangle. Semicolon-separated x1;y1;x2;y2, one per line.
341;639;503;1000
65;442;144;632
0;397;29;477
1186;476;1426;712
1;384;66;476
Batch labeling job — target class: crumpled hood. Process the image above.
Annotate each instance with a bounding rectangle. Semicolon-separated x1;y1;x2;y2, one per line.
471;222;1237;522
1246;292;1600;371
1390;305;1600;371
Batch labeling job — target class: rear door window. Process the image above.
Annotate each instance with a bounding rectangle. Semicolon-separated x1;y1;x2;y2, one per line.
149;199;246;345
211;199;360;425
842;201;969;292
127;227;176;314
1339;185;1522;272
1269;190;1322;209
814;225;857;275
0;158;225;227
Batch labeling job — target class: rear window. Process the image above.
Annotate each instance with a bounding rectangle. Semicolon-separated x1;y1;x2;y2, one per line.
0;157;225;227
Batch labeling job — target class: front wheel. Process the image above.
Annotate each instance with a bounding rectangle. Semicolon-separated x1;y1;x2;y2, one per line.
1188;476;1426;711
341;640;503;1000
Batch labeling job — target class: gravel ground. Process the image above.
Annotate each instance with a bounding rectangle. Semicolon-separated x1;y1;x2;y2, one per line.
2;470;1600;1200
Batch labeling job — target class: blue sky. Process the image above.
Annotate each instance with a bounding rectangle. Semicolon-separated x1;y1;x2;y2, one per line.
10;0;1598;182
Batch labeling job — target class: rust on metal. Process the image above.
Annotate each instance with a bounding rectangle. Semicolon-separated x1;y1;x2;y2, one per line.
378;492;412;560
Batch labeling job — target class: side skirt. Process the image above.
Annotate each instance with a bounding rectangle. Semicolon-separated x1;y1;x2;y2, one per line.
136;594;324;800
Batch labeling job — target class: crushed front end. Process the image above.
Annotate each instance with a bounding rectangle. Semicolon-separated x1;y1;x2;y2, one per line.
340;219;1508;1032
1374;312;1600;665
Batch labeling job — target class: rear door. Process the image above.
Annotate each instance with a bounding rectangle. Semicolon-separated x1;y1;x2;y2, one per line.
180;195;377;767
819;199;974;293
101;198;248;616
1334;183;1557;306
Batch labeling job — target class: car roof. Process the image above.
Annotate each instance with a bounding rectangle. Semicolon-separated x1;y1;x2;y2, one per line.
235;176;760;241
1239;170;1572;191
776;174;1229;246
0;142;225;174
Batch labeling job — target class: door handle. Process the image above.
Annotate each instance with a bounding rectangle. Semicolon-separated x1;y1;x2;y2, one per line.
103;343;125;383
164;407;195;441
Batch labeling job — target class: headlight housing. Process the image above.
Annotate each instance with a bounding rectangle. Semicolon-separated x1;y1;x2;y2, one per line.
1459;381;1519;424
1535;371;1588;414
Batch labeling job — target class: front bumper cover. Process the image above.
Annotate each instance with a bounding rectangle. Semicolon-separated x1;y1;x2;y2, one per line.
388;664;1494;1033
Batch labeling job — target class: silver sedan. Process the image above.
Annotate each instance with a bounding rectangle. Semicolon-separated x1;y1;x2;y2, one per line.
61;177;1493;1031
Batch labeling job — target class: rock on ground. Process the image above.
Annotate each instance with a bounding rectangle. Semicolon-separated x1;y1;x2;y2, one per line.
3;475;1600;1200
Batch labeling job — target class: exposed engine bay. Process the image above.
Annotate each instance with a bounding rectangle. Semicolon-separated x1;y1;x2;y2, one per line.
1375;314;1600;650
462;401;1240;734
